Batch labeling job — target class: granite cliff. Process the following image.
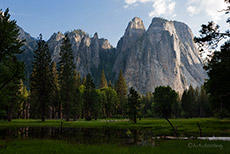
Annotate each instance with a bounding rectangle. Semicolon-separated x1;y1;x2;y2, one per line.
18;17;207;94
114;17;207;94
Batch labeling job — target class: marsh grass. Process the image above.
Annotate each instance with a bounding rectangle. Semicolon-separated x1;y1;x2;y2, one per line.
0;139;229;154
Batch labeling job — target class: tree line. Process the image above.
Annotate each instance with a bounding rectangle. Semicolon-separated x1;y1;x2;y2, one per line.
1;8;229;122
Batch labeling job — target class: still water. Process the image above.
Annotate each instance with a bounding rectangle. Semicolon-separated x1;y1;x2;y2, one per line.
1;127;230;145
0;127;156;146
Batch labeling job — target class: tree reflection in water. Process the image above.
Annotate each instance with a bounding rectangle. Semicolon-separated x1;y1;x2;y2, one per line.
0;127;156;146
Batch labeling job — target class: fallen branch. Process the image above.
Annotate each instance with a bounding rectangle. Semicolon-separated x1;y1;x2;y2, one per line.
197;122;202;137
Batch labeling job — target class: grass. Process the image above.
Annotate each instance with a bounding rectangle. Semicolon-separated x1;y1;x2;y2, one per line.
0;139;229;154
0;118;230;137
1;118;230;153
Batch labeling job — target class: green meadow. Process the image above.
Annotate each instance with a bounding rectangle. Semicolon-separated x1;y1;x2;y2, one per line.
1;118;230;153
0;139;229;154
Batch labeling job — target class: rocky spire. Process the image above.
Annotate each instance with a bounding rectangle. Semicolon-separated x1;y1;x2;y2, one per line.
116;17;145;52
124;17;145;38
93;32;98;39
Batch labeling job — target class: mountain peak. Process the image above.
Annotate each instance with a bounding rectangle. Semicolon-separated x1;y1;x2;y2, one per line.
116;17;146;52
148;17;170;31
128;17;145;30
72;29;87;37
124;17;145;38
151;17;168;22
49;32;64;42
93;32;98;39
126;17;145;35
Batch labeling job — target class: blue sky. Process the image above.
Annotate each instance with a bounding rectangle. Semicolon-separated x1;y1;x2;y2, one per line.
1;0;228;46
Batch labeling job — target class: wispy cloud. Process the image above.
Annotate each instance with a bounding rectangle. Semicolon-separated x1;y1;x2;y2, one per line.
124;0;152;8
186;0;226;21
124;0;177;18
124;0;152;5
187;5;197;16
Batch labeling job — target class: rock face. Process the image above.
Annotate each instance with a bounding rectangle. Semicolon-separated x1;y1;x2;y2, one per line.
114;17;207;94
17;27;37;85
18;17;207;94
47;30;114;84
113;17;146;78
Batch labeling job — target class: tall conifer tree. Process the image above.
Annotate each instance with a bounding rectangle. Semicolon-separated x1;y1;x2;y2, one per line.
83;74;95;120
30;34;51;122
83;74;100;120
72;70;82;120
128;87;141;124
58;35;75;121
50;62;60;119
181;85;197;118
99;70;108;89
17;80;29;119
115;70;128;116
0;8;25;120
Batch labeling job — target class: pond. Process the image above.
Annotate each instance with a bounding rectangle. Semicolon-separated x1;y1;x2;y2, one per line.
1;127;230;146
0;127;157;146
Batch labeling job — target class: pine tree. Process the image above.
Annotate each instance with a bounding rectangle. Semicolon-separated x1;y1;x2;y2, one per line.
17;80;29;119
74;71;81;88
115;70;127;96
82;76;87;85
0;8;25;120
58;35;76;121
197;86;210;117
115;70;128;116
29;67;39;119
30;34;51;122
0;8;24;63
153;86;180;118
100;87;118;118
50;62;60;119
0;8;24;90
128;87;141;124
3;76;22;121
181;85;197;118
205;42;230;116
83;74;95;120
99;70;108;89
72;70;82;120
194;1;230;117
83;74;99;120
108;80;113;88
141;92;154;117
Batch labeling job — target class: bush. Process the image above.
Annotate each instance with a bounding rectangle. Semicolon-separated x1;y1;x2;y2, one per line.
146;109;152;117
214;109;230;119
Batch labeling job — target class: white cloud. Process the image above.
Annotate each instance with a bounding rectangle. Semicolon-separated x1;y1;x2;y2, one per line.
148;0;176;17
168;1;176;14
187;5;197;16
186;0;226;21
124;2;140;8
124;0;152;5
149;0;167;16
124;0;176;18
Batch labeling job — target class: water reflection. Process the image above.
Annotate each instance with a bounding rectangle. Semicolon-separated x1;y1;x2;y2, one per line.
0;127;156;146
1;127;229;146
